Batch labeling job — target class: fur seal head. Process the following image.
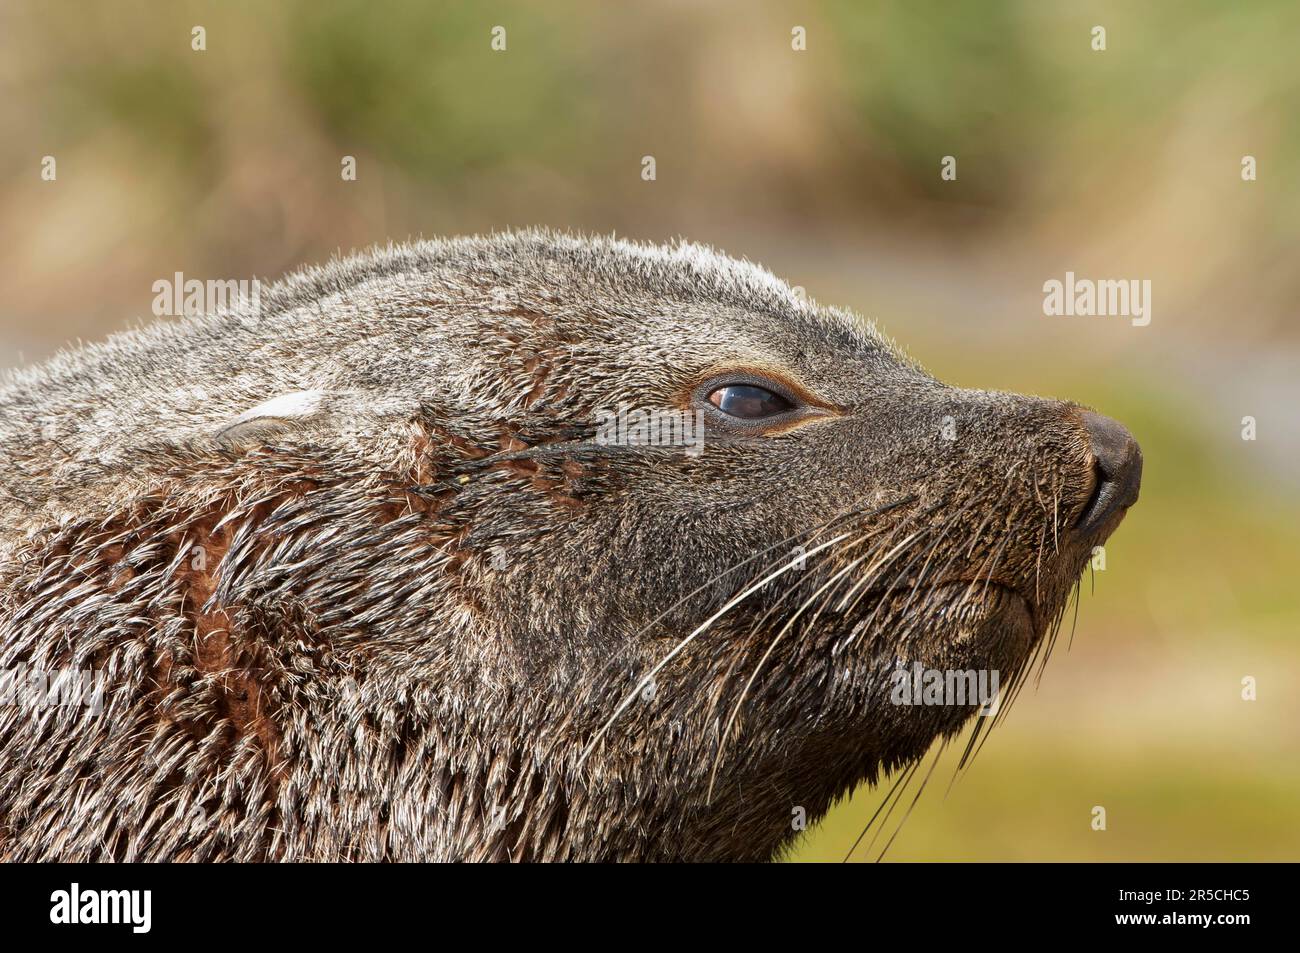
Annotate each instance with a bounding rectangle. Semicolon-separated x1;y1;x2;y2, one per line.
0;230;1141;861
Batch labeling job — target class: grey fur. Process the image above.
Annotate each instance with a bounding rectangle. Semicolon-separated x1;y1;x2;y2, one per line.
0;229;1130;861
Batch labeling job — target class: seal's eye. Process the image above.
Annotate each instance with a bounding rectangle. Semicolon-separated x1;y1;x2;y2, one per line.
707;384;794;419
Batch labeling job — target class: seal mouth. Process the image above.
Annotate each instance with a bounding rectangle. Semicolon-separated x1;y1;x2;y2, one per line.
860;577;1033;616
932;578;1038;639
850;577;1039;649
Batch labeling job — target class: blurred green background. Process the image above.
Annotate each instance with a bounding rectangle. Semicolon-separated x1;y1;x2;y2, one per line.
1;1;1295;860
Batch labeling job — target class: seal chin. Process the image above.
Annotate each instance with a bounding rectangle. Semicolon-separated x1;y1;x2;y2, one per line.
993;583;1037;654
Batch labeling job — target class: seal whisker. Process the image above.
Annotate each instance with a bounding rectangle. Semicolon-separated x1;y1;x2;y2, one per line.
611;493;916;671
953;589;1074;787
1053;488;1062;555
707;548;877;801
582;497;915;699
842;758;921;863
875;737;948;862
1066;576;1083;651
639;494;916;645
577;530;857;769
703;537;865;729
735;510;908;658
830;502;944;622
837;525;938;650
877;492;985;635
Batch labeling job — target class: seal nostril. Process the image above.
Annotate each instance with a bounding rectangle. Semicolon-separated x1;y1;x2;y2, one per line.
1077;458;1106;528
1074;411;1143;535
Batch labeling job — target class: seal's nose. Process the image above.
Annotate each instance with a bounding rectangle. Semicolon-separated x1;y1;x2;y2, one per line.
1074;411;1142;535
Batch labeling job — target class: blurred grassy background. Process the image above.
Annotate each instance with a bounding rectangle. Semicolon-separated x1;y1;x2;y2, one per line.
1;1;1295;860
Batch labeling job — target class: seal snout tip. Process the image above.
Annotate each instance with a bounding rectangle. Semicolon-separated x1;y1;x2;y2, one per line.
1074;410;1142;535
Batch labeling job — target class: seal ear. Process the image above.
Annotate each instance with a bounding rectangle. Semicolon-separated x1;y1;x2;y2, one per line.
216;389;329;446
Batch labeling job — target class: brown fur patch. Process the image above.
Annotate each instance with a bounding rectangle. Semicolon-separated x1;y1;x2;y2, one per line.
172;520;285;782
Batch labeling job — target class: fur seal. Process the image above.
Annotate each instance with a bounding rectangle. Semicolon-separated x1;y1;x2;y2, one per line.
0;230;1141;861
